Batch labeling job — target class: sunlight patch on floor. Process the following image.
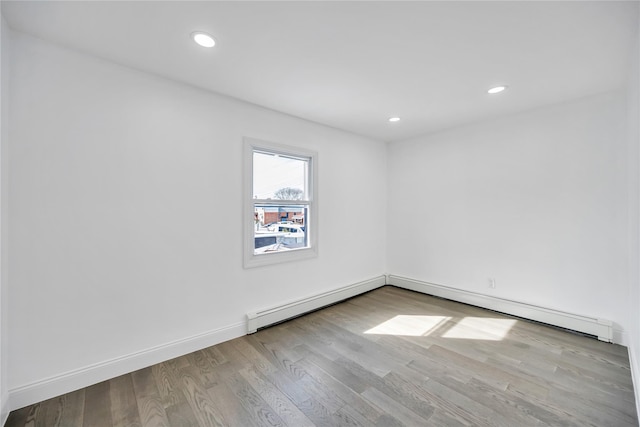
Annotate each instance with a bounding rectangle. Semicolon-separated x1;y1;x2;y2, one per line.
364;315;450;336
442;317;517;341
364;315;517;340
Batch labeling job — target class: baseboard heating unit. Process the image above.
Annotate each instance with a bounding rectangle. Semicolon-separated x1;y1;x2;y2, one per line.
247;275;387;333
387;275;614;343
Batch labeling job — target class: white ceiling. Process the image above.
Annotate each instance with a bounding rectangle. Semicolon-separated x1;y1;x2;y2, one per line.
2;1;639;142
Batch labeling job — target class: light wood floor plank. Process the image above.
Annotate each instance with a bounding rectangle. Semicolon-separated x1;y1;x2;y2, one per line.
238;366;314;427
82;381;113;427
109;374;141;427
224;372;286;426
151;361;184;409
206;382;257;427
165;401;198;427
131;367;171;427
177;365;227;427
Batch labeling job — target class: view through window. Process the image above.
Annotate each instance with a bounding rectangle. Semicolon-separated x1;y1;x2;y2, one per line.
246;142;316;267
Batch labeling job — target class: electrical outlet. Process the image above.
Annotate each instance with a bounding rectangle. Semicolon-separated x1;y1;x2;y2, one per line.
489;278;496;289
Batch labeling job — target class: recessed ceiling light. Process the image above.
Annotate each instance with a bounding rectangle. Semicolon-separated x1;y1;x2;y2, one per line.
488;85;507;94
192;31;216;48
388;117;401;122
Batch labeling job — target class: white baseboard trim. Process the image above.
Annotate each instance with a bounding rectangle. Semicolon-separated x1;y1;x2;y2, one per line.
8;321;246;411
388;275;614;343
247;275;387;333
1;393;9;427
629;344;640;422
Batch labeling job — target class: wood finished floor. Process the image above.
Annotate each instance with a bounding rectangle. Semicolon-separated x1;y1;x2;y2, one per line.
6;286;638;426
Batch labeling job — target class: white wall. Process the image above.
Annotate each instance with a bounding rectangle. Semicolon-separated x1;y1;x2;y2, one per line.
388;92;630;342
0;13;8;426
627;20;640;419
7;31;387;405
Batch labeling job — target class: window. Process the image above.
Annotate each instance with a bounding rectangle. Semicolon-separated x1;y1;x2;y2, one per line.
243;137;317;268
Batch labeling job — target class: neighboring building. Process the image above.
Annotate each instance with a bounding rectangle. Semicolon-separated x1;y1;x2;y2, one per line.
259;207;306;225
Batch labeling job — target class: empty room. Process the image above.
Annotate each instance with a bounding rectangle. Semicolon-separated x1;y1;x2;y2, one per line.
0;1;639;426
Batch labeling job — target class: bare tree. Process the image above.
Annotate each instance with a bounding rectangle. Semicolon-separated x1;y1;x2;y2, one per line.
274;187;304;200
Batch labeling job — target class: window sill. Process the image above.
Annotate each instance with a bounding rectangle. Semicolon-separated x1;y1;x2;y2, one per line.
243;246;318;269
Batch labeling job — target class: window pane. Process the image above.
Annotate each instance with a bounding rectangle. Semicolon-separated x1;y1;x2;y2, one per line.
254;204;307;254
253;151;308;200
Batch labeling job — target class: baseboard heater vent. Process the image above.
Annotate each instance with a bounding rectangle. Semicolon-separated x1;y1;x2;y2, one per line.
247;275;386;334
388;275;613;343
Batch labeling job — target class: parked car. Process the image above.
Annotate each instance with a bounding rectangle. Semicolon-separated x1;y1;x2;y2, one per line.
255;221;306;251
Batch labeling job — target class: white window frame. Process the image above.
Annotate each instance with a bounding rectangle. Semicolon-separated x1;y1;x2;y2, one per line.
243;137;318;268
